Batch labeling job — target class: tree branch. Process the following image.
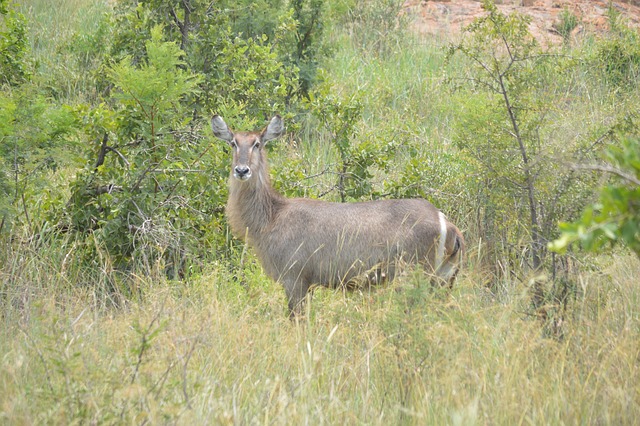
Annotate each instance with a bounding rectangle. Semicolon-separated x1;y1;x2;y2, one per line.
570;163;640;186
95;133;109;170
106;146;131;167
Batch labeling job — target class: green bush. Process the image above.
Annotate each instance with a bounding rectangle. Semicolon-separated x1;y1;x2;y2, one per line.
0;85;78;234
554;8;579;42
59;28;214;274
590;4;640;88
109;0;323;105
446;0;548;273
551;135;640;259
42;0;320;275
0;0;30;85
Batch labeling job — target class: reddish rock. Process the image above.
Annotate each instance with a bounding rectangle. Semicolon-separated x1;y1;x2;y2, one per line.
403;0;640;44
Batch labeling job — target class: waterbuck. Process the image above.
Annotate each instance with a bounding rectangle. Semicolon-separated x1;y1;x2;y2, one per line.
212;115;464;317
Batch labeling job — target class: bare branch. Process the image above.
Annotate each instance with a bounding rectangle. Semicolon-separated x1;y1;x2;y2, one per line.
570;163;640;186
150;169;206;174
169;6;184;33
95;133;109;170
106;146;130;167
451;76;501;93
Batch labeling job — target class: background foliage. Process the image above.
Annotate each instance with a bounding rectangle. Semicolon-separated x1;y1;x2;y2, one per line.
1;0;640;423
0;0;636;298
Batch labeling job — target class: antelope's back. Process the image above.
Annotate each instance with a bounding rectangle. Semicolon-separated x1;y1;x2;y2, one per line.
255;197;446;284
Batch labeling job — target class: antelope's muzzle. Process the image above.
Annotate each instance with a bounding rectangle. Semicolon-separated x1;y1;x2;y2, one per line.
234;165;252;180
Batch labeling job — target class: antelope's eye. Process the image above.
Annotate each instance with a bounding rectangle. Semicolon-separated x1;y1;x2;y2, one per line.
253;141;261;149
230;140;237;148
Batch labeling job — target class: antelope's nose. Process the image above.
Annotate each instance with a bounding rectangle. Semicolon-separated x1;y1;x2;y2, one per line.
234;165;251;180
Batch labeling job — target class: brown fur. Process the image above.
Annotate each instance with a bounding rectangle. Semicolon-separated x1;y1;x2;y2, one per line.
212;115;464;317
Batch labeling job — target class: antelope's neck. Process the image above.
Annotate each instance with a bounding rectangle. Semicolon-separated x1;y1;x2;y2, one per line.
227;171;284;240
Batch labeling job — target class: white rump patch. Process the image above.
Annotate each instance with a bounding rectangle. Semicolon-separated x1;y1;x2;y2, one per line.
435;211;447;269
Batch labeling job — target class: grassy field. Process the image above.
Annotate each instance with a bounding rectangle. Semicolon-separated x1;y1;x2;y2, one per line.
1;238;639;424
2;0;639;424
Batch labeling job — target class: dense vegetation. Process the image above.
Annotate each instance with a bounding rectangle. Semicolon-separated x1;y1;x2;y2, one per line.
1;0;639;423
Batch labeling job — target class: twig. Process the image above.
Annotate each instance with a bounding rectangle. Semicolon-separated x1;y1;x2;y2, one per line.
130;302;165;385
106;146;131;167
21;193;32;234
181;335;200;409
570;163;640;186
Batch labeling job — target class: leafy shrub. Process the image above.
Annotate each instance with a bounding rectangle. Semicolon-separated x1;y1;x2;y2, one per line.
446;0;548;273
554;8;579;42
0;86;77;234
0;0;30;85
109;0;323;105
338;0;408;56
59;28;217;275
590;4;640;88
44;0;324;275
442;0;617;317
551;136;640;259
305;82;402;202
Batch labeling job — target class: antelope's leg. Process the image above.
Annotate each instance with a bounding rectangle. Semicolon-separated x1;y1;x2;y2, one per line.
285;278;310;319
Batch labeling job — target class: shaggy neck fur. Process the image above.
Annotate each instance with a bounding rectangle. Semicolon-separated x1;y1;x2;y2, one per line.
226;149;284;241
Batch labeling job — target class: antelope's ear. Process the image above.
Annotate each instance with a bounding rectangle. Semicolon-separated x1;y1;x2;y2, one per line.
261;115;285;143
211;115;234;143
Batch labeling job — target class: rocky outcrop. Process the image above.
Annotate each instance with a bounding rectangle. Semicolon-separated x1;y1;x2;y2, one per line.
403;0;640;45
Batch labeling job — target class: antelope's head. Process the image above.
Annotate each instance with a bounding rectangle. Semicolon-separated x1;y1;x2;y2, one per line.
211;115;285;182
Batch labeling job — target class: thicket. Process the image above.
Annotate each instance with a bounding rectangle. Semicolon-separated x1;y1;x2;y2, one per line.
549;6;640;261
1;0;639;311
445;1;598;313
443;0;640;316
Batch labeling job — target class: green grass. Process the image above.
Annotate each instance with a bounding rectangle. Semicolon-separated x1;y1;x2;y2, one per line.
1;241;638;424
18;0;112;102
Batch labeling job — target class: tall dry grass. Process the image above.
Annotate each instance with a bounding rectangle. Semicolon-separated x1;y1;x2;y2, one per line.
18;0;112;102
1;240;638;424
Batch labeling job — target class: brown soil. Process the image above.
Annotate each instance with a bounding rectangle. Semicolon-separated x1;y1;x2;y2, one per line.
403;0;640;45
